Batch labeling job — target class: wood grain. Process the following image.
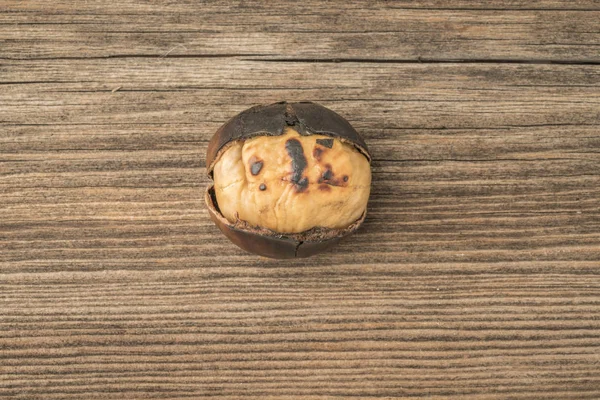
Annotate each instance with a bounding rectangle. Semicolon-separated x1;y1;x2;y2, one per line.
1;1;600;399
2;0;600;62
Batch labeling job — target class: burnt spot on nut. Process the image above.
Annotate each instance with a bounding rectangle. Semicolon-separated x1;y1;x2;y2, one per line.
319;168;333;183
259;183;267;191
249;156;263;176
313;147;324;161
313;138;333;161
319;184;331;192
318;164;348;187
318;164;334;184
297;177;309;192
316;138;334;149
285;138;309;192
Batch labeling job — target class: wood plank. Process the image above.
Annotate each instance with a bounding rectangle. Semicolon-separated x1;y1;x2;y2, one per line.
1;1;600;399
1;61;599;269
1;1;599;62
1;270;600;399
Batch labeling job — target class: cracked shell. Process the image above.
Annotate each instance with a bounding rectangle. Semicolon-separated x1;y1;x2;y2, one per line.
205;101;371;259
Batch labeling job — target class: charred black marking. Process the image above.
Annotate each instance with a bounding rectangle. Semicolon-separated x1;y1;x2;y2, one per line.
313;147;324;161
259;183;267;191
250;160;263;175
297;177;309;192
285;139;309;192
316;164;349;187
316;138;334;148
318;164;334;184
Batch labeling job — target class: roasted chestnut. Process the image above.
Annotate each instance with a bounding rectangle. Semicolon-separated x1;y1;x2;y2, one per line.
205;101;371;258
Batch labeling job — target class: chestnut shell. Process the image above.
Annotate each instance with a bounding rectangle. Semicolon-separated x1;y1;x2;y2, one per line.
205;187;366;259
205;101;371;259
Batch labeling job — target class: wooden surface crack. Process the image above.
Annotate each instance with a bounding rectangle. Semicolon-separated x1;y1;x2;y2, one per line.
247;57;600;65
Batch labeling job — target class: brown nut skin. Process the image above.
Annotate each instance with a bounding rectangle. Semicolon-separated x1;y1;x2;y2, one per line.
206;186;366;259
207;101;370;176
206;101;371;259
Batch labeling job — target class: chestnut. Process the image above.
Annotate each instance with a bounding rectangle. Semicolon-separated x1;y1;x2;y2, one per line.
205;101;371;258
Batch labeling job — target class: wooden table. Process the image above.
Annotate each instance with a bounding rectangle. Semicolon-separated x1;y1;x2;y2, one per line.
2;1;600;398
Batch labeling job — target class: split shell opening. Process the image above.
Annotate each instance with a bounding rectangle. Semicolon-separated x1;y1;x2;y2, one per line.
205;102;371;259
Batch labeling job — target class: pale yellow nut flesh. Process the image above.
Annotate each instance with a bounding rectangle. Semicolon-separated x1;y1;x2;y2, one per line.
212;128;371;234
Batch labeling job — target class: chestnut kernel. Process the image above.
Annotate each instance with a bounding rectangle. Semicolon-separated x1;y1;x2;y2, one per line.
205;101;371;259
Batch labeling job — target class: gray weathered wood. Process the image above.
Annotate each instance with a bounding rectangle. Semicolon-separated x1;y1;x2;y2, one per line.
2;0;600;62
